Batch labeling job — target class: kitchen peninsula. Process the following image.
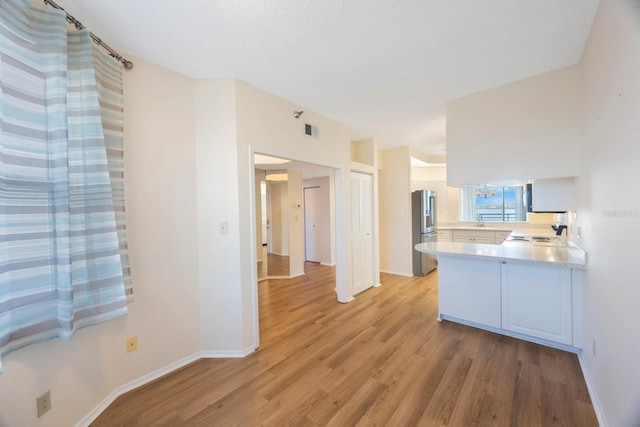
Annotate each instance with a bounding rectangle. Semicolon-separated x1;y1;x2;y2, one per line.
415;234;587;353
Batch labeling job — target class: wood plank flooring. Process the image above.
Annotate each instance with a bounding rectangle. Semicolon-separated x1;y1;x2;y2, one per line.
91;263;598;426
257;245;290;280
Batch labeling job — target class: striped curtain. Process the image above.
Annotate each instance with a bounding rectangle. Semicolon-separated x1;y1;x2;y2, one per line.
0;0;131;372
91;35;133;302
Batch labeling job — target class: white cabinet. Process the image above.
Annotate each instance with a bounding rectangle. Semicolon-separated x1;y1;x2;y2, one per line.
438;257;502;328
450;229;513;244
452;229;497;244
437;229;452;242
495;231;512;243
501;262;573;345
437;255;576;350
531;177;575;212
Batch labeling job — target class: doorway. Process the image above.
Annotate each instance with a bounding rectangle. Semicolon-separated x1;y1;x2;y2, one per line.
254;154;336;280
303;177;332;265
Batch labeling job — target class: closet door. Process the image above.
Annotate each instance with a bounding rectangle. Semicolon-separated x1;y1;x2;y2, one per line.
304;186;321;262
351;172;373;295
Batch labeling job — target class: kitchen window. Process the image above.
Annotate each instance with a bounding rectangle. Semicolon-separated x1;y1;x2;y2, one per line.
460;185;527;222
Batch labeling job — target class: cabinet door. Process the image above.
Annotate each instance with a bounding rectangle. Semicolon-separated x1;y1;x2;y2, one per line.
438;257;501;328
532;177;575;212
501;262;572;345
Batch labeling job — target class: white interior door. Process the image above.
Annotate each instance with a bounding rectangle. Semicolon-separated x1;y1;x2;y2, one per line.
351;172;373;295
304;187;321;262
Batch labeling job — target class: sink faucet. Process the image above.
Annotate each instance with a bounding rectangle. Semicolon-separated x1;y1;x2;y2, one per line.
476;213;484;227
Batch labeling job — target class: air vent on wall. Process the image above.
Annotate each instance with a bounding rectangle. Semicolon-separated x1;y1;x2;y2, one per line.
305;123;318;137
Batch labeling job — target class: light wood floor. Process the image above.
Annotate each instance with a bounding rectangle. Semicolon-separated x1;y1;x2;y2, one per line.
92;264;598;426
257;245;290;280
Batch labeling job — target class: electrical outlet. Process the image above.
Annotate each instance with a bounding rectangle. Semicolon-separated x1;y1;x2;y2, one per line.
36;390;51;418
126;336;138;353
592;338;596;357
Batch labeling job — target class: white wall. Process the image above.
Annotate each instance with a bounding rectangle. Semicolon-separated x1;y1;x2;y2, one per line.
234;79;355;347
378;146;413;276
576;1;640;425
286;170;305;277
0;56;201;427
303;176;333;265
446;65;582;186
195;79;249;353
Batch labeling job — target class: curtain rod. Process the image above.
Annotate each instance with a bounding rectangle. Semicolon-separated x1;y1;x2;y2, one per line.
43;0;134;70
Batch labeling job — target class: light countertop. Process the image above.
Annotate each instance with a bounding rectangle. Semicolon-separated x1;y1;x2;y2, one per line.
438;224;557;237
415;239;586;268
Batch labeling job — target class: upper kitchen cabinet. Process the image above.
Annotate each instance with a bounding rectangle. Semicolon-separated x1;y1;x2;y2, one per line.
446;65;582;186
529;177;575;213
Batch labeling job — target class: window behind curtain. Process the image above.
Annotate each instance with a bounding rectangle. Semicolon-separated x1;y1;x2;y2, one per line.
0;0;131;372
460;185;526;222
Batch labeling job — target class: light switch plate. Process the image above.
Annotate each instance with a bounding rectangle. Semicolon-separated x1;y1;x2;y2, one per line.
219;221;228;235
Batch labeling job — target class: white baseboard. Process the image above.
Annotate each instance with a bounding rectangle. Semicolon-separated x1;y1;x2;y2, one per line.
200;347;255;359
320;262;336;266
289;271;305;279
578;353;607;427
379;269;414;277
76;347;256;427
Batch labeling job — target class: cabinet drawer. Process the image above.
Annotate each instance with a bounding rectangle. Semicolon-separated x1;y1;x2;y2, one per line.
453;229;496;239
454;236;497;244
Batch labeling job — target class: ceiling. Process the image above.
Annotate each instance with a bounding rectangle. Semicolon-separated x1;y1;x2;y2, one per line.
55;0;600;155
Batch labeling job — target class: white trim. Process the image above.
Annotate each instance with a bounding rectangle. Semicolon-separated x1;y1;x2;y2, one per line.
248;146;261;351
269;251;290;257
349;161;376;174
75;348;256;427
258;274;295;282
320;262;336;267
380;269;414;277
578;353;607;427
200;347;255;359
76;352;200;426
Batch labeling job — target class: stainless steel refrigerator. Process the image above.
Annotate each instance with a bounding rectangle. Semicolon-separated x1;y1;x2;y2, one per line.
412;190;438;276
